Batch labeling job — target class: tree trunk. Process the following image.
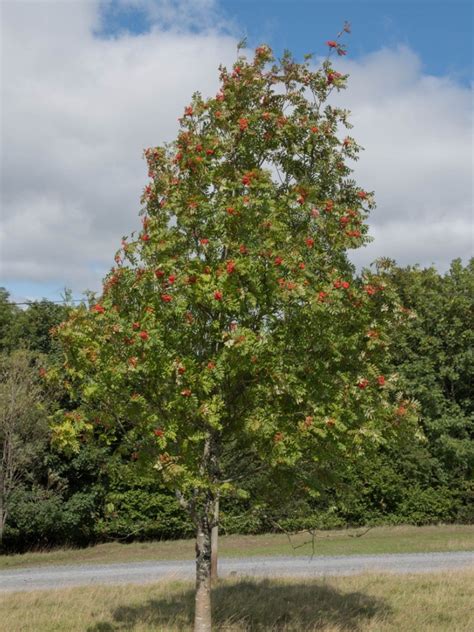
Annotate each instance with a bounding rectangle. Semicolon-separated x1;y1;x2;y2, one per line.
211;497;219;582
0;472;5;545
194;514;212;632
0;498;4;545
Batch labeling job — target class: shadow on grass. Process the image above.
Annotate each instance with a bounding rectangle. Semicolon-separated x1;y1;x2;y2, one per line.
87;578;390;631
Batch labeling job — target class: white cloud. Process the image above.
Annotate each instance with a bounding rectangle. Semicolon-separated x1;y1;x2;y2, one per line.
1;0;238;294
1;4;472;299
329;47;473;271
115;0;232;32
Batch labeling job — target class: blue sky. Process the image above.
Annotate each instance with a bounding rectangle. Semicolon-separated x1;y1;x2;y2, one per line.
2;0;473;303
100;0;473;82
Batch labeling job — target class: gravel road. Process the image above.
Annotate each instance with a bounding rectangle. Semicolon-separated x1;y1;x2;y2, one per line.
1;551;473;592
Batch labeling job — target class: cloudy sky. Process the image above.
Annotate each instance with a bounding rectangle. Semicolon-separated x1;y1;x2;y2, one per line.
1;0;472;302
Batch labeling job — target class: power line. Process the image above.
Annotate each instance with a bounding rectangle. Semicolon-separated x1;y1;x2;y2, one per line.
8;299;85;306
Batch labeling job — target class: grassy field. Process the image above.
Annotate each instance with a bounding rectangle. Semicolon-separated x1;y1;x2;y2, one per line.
1;524;473;570
1;569;473;631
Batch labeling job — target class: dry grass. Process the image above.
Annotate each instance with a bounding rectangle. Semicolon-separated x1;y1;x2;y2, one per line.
1;524;473;570
1;568;473;631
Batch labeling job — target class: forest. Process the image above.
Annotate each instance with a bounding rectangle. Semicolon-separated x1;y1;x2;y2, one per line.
1;258;472;552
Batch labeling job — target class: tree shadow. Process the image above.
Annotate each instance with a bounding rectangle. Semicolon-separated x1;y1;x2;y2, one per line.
87;578;391;631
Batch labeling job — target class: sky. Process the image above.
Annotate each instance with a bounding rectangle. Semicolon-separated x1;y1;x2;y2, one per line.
1;0;473;303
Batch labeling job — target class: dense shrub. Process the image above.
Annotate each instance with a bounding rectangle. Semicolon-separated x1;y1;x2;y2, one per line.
97;487;193;541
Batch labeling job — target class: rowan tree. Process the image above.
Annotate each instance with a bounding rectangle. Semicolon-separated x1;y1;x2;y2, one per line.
51;38;416;631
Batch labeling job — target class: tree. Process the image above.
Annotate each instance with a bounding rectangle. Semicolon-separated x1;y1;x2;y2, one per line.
382;258;474;520
0;289;69;356
17;299;69;356
0;350;49;543
0;288;21;353
52;39;416;631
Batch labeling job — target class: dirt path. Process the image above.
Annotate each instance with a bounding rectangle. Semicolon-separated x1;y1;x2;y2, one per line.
1;551;473;592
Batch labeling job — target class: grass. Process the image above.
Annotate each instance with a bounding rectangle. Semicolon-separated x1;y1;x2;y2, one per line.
0;524;473;571
1;568;473;631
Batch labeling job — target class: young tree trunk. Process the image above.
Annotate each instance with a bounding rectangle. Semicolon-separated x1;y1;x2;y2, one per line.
194;513;213;632
0;496;4;545
194;430;220;630
210;497;219;582
0;471;6;545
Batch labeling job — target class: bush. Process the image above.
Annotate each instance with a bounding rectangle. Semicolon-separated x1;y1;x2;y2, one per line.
2;487;100;551
97;488;193;541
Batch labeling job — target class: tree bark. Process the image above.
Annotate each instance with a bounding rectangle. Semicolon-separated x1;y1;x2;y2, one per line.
0;492;4;545
194;514;213;632
0;447;8;545
210;497;219;582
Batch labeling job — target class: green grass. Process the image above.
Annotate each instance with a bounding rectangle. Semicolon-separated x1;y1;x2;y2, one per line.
1;524;473;570
1;569;473;631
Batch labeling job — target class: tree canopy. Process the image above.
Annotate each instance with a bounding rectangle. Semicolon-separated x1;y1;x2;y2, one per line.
49;41;420;630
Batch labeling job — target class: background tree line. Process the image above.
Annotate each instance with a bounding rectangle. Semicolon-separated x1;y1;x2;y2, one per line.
1;258;472;552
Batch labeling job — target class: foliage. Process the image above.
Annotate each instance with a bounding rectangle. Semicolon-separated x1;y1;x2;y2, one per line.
0;288;21;353
2;443;107;552
0;259;472;551
0;46;471;559
97;487;193;541
2;487;97;550
17;300;69;356
0;289;69;355
382;259;474;522
52;44;414;521
49;40;420;628
0;350;49;542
